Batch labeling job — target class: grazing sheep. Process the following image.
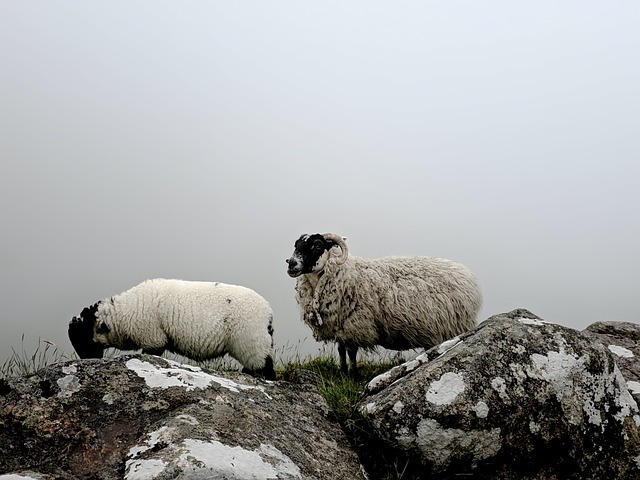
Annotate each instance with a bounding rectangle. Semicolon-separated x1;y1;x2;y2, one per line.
68;278;276;380
286;233;482;374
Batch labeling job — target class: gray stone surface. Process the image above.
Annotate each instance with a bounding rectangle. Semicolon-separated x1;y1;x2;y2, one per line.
0;355;366;480
583;320;640;404
358;309;640;480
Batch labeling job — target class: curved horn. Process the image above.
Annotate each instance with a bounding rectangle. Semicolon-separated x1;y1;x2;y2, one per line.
322;232;348;265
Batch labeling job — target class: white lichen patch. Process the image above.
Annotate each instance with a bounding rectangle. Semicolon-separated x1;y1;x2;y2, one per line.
511;344;526;355
412;418;501;467
102;393;115;405
608;345;634;358
472;401;489;419
491;377;510;402
402;359;420;372
399;352;430;372
62;364;77;375
366;370;395;391
414;352;430;363
612;365;640;424
437;336;462;355
426;372;465;406
0;475;43;480
125;459;167;480
583;397;603;426
257;443;302;477
529;421;540;433
126;359;270;397
508;363;527;384
176;414;199;425
56;375;81;398
360;402;378;415
527;349;591;425
517;317;545;326
525;349;639;428
125;427;175;479
628;381;640;395
128;426;175;459
173;439;302;479
366;352;431;391
528;350;585;402
393;401;404;414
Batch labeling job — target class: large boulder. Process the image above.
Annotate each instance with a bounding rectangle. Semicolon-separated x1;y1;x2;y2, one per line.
0;355;366;480
582;321;640;403
358;309;640;480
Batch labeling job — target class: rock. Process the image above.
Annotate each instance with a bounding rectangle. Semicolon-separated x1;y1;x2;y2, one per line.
288;368;323;386
358;309;640;480
582;321;640;403
0;473;69;480
0;355;366;480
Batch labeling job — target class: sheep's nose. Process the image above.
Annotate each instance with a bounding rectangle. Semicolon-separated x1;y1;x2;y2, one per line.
286;258;299;270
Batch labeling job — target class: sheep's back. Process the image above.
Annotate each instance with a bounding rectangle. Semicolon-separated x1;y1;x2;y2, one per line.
115;279;272;359
319;256;482;350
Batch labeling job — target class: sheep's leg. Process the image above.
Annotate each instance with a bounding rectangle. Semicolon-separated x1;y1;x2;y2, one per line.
242;355;276;381
338;344;359;377
338;343;348;374
347;347;359;377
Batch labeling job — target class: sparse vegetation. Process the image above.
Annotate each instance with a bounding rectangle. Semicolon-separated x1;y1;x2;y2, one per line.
278;350;423;480
0;335;72;379
1;336;424;479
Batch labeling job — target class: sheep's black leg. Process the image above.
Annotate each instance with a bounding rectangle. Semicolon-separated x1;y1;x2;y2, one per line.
261;355;276;381
338;343;348;374
347;347;359;378
242;356;276;381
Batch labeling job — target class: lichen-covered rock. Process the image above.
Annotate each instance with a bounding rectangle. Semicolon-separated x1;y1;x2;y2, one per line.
0;355;366;480
582;321;640;404
0;473;71;480
358;309;640;480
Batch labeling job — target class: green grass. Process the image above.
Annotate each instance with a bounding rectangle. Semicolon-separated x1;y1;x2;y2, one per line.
0;335;72;379
278;351;423;480
1;337;424;479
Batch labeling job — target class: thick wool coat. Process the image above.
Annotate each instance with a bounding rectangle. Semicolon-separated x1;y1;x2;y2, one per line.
295;256;482;352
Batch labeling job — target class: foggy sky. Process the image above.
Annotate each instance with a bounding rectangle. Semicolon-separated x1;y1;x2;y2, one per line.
1;1;639;365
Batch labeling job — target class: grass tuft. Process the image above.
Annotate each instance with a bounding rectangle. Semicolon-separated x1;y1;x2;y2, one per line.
1;335;71;380
278;349;424;479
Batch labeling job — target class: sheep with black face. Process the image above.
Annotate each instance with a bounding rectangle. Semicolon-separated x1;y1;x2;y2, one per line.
68;278;276;380
286;233;482;375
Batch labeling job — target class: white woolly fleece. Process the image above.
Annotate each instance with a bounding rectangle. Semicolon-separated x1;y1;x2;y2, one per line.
295;255;482;351
94;279;274;370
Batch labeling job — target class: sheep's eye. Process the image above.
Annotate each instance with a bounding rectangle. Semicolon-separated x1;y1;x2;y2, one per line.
312;241;324;252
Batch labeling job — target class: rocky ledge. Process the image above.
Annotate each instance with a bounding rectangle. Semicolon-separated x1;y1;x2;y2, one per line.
1;309;639;480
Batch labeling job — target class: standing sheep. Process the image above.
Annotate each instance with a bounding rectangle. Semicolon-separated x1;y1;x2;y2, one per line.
286;233;482;374
68;278;276;380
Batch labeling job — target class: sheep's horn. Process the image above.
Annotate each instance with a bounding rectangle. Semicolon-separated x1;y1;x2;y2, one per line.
322;233;348;265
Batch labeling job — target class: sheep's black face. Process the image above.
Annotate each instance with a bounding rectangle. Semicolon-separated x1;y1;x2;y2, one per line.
286;234;336;278
68;303;106;359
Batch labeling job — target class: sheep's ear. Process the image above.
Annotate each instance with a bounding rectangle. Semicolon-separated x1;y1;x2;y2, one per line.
96;321;110;335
